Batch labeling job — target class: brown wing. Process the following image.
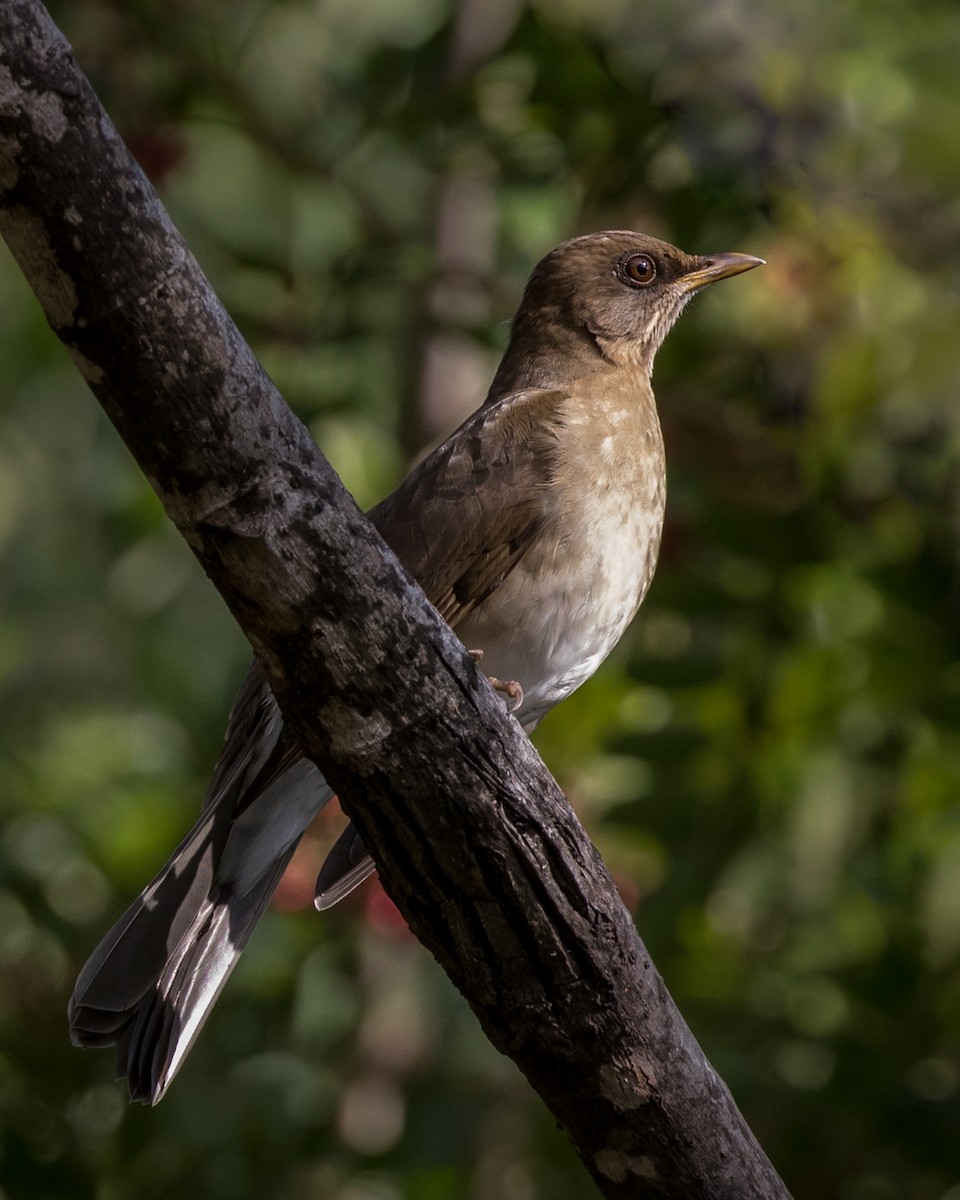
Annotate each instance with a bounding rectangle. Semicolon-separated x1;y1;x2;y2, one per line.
369;388;568;630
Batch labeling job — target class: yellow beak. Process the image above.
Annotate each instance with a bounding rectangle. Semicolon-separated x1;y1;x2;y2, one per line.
680;252;765;293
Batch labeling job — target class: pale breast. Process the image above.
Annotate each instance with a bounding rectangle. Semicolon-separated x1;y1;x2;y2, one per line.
458;392;666;729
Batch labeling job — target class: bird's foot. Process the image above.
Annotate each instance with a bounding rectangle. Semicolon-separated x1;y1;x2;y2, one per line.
468;649;524;714
489;676;524;712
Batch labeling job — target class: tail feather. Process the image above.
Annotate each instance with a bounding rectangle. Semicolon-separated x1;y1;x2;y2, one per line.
70;837;297;1104
69;661;324;1103
70;816;218;1026
69;660;365;1102
314;822;376;910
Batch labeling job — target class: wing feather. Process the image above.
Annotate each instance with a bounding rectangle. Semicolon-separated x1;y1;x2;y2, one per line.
370;388;568;630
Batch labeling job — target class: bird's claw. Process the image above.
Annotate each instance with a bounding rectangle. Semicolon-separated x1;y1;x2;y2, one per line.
488;675;524;713
468;649;523;714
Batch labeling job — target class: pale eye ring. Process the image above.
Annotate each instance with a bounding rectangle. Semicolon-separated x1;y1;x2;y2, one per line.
622;253;657;286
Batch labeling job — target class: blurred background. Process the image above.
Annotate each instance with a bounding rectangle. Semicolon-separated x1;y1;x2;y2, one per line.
2;0;960;1196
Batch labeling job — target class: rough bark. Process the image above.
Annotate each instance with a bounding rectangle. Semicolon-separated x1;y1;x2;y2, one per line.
0;4;792;1197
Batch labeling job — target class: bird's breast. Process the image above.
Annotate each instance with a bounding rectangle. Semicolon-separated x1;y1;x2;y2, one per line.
461;395;666;727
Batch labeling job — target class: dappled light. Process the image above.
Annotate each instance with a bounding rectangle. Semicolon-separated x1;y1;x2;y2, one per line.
2;0;960;1195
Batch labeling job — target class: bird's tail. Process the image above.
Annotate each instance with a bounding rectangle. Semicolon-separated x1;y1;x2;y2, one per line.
69;809;298;1104
69;664;341;1102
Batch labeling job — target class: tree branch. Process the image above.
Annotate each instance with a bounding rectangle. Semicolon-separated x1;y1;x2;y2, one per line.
0;3;791;1196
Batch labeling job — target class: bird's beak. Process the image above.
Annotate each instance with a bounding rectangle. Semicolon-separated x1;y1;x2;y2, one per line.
680;252;765;294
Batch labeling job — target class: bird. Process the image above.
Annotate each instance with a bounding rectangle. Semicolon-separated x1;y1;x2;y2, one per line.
68;230;763;1104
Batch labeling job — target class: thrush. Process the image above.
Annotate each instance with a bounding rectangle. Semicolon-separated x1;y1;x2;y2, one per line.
68;230;762;1103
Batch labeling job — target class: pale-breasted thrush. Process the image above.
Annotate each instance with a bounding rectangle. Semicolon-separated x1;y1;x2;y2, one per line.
69;231;763;1103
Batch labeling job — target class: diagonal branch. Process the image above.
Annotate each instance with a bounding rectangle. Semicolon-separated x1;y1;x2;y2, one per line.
0;3;791;1197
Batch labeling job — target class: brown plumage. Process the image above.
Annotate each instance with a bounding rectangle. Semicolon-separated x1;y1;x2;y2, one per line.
68;231;762;1103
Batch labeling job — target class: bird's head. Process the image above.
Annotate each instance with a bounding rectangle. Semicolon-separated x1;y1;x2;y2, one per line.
508;231;763;377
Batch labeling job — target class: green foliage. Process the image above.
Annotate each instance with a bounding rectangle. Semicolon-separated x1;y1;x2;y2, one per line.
2;0;960;1196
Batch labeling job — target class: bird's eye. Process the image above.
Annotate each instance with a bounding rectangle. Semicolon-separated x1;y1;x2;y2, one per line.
622;254;657;286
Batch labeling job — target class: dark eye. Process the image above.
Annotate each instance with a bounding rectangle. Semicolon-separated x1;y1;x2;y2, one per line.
622;253;657;286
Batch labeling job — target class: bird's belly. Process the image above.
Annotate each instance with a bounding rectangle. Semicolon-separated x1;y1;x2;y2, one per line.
459;486;664;728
